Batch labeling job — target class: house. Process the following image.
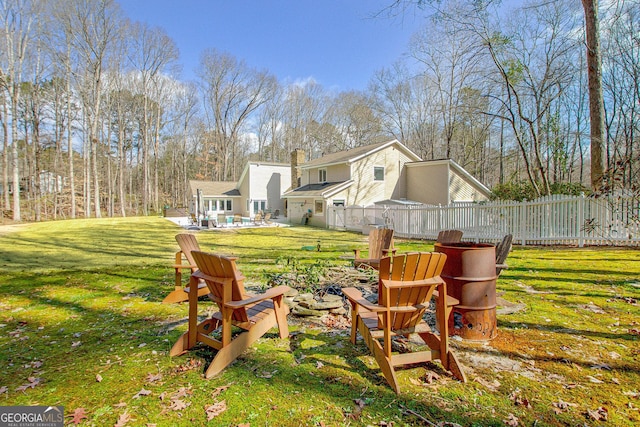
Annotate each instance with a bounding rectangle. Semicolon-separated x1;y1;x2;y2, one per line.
189;161;291;221
283;139;492;227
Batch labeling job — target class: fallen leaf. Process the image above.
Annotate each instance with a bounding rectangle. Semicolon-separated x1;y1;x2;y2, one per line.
114;411;132;427
171;387;192;400
133;388;152;399
71;341;82;347
146;373;162;383
0;386;7;394
205;401;227;420
422;371;440;384
169;399;189;411
503;413;519;426
587;406;608;421
316;361;324;369
68;407;88;425
211;385;231;399
96;374;103;383
475;377;501;391
552;399;578;414
16;377;41;392
114;402;127;408
586;375;604;383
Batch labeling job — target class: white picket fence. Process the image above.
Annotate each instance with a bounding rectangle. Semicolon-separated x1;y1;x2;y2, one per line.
326;194;640;247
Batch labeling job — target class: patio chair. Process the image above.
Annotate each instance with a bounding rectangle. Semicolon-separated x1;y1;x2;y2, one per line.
163;234;210;304
263;212;272;224
253;212;263;225
353;228;396;270
217;213;227;228
436;229;463;244
170;251;291;378
343;252;467;394
232;214;242;225
273;209;280;219
495;234;513;276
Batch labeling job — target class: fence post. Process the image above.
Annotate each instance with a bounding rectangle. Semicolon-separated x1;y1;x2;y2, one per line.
578;193;585;248
520;201;527;246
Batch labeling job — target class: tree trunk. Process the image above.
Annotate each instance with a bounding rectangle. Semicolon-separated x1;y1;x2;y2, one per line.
582;0;606;192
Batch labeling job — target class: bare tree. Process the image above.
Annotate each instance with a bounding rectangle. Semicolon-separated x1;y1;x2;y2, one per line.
67;0;122;218
582;0;605;192
0;0;41;221
127;21;178;214
197;49;277;180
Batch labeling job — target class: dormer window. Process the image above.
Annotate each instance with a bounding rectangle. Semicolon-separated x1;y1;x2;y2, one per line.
318;168;327;182
374;166;384;181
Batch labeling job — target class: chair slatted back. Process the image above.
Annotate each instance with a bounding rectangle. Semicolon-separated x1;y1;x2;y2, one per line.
378;252;448;331
369;228;394;259
191;251;249;322
496;234;513;265
436;229;463;244
175;234;201;272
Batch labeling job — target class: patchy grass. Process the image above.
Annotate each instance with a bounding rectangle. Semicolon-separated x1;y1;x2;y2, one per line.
0;217;638;426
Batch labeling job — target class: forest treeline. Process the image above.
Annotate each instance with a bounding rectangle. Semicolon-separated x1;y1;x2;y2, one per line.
1;0;638;221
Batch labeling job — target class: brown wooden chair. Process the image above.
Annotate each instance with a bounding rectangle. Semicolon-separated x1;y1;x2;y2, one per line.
353;228;396;270
163;234;210;304
232;214;242;225
170;251;291;378
495;234;513;276
343;252;467;393
436;229;463;244
263;212;272;224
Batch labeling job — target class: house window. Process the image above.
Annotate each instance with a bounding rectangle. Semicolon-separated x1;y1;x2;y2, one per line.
333;199;345;207
318;168;327;182
315;200;324;215
226;200;232;211
253;200;266;213
374;166;385;181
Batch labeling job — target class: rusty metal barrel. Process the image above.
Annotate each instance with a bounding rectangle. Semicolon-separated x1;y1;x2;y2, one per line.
435;242;497;341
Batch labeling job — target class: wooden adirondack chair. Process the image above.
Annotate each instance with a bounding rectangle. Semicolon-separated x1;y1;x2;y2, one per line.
252;212;263;225
353;228;396;270
232;214;243;225
170;251;291;378
263;212;272;224
436;229;463;244
343;252;467;393
163;234;210;304
495;234;513;276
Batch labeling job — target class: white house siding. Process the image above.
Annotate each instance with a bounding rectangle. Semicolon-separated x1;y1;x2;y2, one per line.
406;163;451;205
247;164;291;216
449;170;487;202
347;146;411;206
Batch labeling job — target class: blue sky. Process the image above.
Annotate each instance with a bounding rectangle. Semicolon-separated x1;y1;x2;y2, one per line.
118;0;426;91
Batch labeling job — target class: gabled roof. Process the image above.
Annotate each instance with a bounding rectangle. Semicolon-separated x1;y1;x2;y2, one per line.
283;181;353;198
189;180;241;197
301;139;421;169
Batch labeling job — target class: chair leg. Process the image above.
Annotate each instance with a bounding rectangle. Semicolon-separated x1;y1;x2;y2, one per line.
204;312;279;378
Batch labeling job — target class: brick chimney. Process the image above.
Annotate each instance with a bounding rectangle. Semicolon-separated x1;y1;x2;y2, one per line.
291;149;305;189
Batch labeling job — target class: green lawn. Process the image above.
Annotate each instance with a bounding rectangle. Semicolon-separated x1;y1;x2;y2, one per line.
0;217;638;426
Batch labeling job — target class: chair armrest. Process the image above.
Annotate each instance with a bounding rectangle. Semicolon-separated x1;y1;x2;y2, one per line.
381;248;397;256
342;287;386;312
380;277;444;289
224;285;291;309
173;263;197;270
353;248;362;259
432;290;460;307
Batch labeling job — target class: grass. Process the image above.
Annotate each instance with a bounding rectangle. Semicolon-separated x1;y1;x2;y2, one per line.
0;216;638;426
